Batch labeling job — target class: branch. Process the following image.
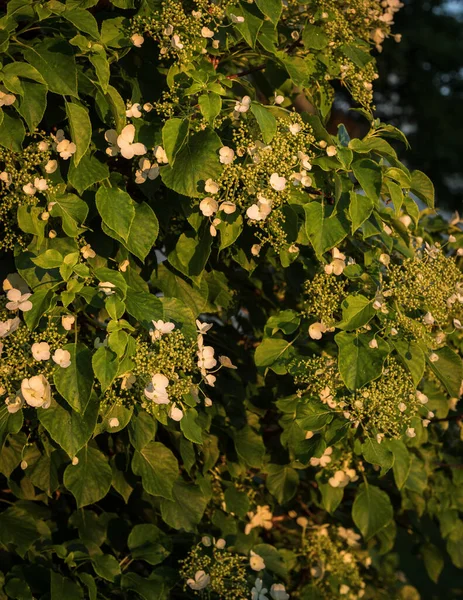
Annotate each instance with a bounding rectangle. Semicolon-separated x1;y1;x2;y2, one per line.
226;64;266;80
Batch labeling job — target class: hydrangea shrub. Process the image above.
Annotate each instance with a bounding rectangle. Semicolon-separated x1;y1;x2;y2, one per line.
0;1;462;598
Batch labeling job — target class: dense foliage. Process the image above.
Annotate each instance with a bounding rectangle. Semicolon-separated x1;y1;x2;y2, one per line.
0;1;462;599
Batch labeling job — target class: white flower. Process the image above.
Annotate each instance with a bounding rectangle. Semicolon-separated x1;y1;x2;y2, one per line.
219;201;236;214
310;446;332;467
56;138;77;160
406;427;416;438
119;259;130;272
6;289;32;312
144;373;169;404
196;320;213;335
6;394;24;414
205;374;216;386
62;315;75;331
143;102;153;112
309;321;326;340
416;390;428;404
117;124;147;159
21;375;51;408
135;158;159;184
326;145;337;157
169;404;184;421
215;538;226;549
38;141;49;152
197;345;217;371
44;159;58;174
429;352;439;363
250;551;266;571
324;247;346;275
219;146;235;164
329;470;351;488
270;583;290;600
269;172;286;191
247;195;272;222
200;197;219;217
245;505;273;535
423;312;435;325
171;34;184;50
219;355;237;369
109;417;120;428
252;578;268;600
398;402;407;412
23;182;36;196
274;93;284;105
230;13;245;23
235;95;252;113
192;10;202;19
126;103;142;118
340;584;350;595
251;244;261;256
154;145;169;164
150;319;175;341
81;244;96;259
289;123;302;135
187;570;210;591
105;129;120;157
34;177;48;192
131;33;144;47
0;171;12;186
201;26;214;38
120;372;136;390
338;526;361;547
379;253;390;266
204;397;213;407
31;342;50;361
0;317;20;338
72;456;79;465
98;281;116;296
52;348;72;368
369;339;378;349
205;179;219;194
0;87;16;106
454;318;462;330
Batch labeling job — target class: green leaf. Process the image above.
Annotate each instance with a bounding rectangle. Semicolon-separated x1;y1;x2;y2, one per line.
352;159;382;202
92;346;118;392
4;578;33;600
264;310;300;337
198;93;222;124
335;332;390;390
31;249;63;269
304;202;349;258
254;338;292;373
338;294;374;331
162;118;189;164
28;451;61;496
24;38;78;97
64;445;112;508
14;80;47;131
251;102;277;144
426;346;463;397
0;506;41;558
349;191;374;233
128;411;157;451
233;425;265;468
361;438;394;471
126;290;163;328
161;129;222;198
105;85;126;132
266;464;298;504
421;543;444;583
66;102;92;167
23;289;53;330
50;571;84;600
89;50;110;93
410;170;434;208
132;442;179;499
0;111;25;151
224;487;250;518
296;400;333;431
121;573;168;600
319;482;344;514
386;180;404;215
54;343;93;413
52;193;89;237
255;0;281;24
388;439;411;490
91;555;121;583
216;211;243;250
352;483;393;540
127;524;172;566
160;480;208;532
392;340;425;386
302;24;329;49
227;4;263;47
180;408;203;444
96;187;135;243
63;8;99;39
38;396;99;458
341;44;373;68
168;229;212;279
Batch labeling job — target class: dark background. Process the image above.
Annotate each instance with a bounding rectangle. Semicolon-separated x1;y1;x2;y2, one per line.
336;0;463;212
